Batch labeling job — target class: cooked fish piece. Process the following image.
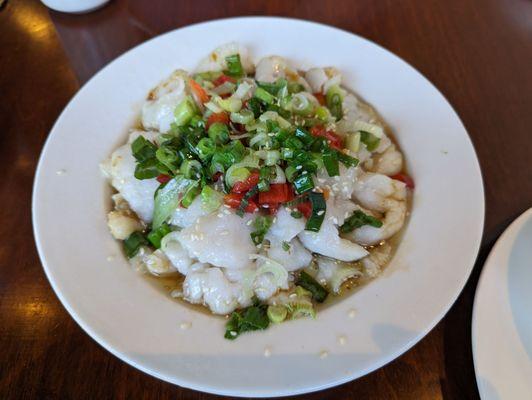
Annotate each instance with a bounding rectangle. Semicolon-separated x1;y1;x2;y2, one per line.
299;217;368;262
169;196;214;228
265;207;305;242
101;130;159;222
141;70;188;133
267;238;312;272
176;210;256;269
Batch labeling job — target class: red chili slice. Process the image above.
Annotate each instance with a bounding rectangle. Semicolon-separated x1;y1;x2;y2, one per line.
156;174;171;184
391;173;415;189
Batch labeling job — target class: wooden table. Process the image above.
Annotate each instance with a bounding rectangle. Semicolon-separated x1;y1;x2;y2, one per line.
1;0;531;398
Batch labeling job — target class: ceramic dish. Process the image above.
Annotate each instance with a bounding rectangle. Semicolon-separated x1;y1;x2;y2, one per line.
32;17;484;397
472;208;532;399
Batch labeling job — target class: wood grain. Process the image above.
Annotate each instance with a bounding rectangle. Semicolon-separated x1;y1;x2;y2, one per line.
0;0;531;398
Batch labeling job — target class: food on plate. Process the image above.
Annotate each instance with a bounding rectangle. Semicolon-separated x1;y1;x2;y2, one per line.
101;43;413;339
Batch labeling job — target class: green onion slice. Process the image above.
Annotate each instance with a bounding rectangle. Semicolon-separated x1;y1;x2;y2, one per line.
295;271;328;303
339;210;383;233
147;223;172;249
123;231;149;258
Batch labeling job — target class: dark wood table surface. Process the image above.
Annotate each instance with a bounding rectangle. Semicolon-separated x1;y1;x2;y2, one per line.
1;0;531;398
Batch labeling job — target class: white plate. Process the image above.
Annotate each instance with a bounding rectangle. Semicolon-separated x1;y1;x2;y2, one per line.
473;208;532;399
32;17;484;397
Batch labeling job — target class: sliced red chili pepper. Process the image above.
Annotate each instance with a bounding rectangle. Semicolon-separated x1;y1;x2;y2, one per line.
310;125;343;150
224;193;258;213
156;174;171;184
296;202;312;219
213;74;236;87
313;92;326;105
245;200;259;213
258;183;291;205
206;112;230;128
223;193;242;209
286;185;295;202
188;78;210;104
391;173;415;189
231;171;260;194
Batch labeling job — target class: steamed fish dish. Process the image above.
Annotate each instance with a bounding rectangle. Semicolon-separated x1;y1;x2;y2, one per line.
101;43;413;339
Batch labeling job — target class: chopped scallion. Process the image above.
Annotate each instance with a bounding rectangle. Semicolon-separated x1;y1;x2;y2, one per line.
305;191;326;232
359;130;381;152
147;223;172;249
131;136;157;162
230;109;255;124
322;150;339;177
295;271;328;303
254;87;275;105
225;54;244;78
208;122;230;145
123;231;149;258
180;159;203;180
339;210;383;233
250;215;273;245
293;173;314;194
325;85;344;121
174;97;197;127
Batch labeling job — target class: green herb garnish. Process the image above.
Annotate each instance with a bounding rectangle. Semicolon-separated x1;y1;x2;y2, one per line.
123;231;149;258
295;271;328;303
225;301;270;340
250;215;273;245
339;210;383;233
304;191;326;232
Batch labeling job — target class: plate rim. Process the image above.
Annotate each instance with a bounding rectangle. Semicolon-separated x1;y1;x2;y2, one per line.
471;207;532;400
32;16;485;397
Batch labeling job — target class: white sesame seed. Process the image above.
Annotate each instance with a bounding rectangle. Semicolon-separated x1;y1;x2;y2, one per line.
180;322;192;330
264;347;272;357
246;220;253;225
317;210;325;216
338;335;347;345
319;350;329;359
296;165;302;170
